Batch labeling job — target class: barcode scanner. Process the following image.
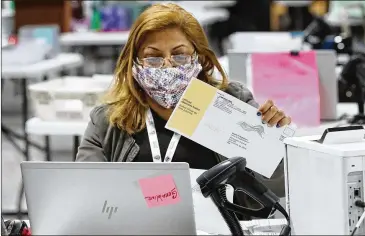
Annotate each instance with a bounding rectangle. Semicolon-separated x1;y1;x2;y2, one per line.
196;157;291;236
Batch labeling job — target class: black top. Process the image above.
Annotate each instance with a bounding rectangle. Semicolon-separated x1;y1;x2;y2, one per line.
133;109;218;170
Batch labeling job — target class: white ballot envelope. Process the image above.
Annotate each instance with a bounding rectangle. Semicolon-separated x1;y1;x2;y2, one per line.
166;78;296;178
190;169;235;234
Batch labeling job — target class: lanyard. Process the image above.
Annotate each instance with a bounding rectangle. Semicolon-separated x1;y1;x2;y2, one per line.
146;109;181;163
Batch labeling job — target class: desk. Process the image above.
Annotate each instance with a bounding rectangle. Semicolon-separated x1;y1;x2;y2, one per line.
218;53;348;74
2;8;14;18
150;1;230;24
218;55;344;80
1;40;13;49
1;53;84;218
22;219;211;235
218;55;343;75
23;218;285;235
21;104;357;233
2;53;84;160
60;33;125;75
60;8;227;47
2;53;84;79
26;118;88;160
60;31;130;47
295;103;359;136
25;103;359;162
60;5;228;75
2;53;84;159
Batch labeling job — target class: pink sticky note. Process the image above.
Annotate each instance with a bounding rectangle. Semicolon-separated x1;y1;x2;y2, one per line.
251;51;320;126
138;174;180;208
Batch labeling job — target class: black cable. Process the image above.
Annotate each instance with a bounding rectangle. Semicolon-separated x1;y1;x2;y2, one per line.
355;200;365;208
351;210;365;236
274;202;291;236
211;186;245;235
351;200;365;235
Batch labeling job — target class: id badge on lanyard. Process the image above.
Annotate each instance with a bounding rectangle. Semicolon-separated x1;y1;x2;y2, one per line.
146;109;181;163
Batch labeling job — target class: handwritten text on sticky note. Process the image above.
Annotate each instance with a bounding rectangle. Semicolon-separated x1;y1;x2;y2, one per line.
138;174;180;208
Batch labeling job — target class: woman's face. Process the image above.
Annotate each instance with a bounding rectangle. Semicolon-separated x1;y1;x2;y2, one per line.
137;27;195;68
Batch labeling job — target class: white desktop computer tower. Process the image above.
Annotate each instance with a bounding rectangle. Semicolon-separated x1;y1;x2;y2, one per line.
284;129;365;235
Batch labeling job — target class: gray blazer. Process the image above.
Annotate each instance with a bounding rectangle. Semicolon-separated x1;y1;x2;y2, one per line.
76;81;285;198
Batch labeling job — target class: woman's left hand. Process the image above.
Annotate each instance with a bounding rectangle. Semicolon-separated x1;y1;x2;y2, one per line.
257;100;291;128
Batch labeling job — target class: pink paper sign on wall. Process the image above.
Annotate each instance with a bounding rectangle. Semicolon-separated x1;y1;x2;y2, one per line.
251;51;321;127
139;174;181;208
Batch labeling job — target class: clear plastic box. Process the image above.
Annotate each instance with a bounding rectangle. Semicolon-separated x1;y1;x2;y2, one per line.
18;24;60;58
28;77;110;121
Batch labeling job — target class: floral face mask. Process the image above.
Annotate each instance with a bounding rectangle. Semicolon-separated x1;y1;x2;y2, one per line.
132;57;202;108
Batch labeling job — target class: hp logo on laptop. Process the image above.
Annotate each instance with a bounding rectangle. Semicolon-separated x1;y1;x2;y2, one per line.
102;200;118;219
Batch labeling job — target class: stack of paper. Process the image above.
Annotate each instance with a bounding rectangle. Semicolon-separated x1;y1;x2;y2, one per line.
242;219;286;235
250;232;280;235
196;219;286;235
249;51;321;126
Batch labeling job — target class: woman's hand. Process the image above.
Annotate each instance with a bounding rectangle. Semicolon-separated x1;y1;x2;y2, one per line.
257;100;291;128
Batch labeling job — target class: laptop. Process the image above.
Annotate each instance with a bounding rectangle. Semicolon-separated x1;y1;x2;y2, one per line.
21;162;196;235
227;49;338;120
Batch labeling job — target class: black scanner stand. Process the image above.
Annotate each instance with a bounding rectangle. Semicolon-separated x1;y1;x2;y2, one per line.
196;157;291;236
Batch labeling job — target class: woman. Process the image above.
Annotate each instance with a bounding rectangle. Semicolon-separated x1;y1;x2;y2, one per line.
76;3;291;215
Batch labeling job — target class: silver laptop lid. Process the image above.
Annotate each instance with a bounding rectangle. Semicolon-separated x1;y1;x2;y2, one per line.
21;162;196;235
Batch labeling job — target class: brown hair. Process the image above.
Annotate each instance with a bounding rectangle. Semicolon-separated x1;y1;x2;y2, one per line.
105;3;228;134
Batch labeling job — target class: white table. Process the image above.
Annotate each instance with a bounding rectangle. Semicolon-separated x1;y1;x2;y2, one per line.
2;52;84;159
23;218;284;235
219;51;349;72
2;53;84;79
1;40;13;49
294;103;360;136
60;4;228;47
218;55;345;78
2;8;14;18
26;118;88;136
60;31;130;47
1;53;84;218
26;118;87;161
23;220;211;235
151;0;231;22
